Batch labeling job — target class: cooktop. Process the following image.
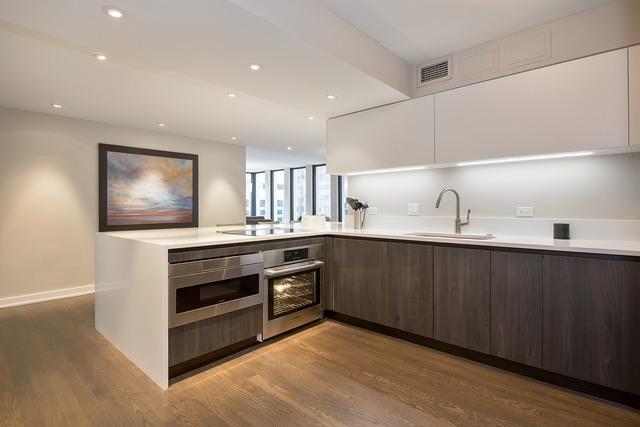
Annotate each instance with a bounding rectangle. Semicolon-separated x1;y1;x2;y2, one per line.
222;228;299;236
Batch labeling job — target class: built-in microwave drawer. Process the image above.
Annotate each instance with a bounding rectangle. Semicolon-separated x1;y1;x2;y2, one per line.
169;261;263;328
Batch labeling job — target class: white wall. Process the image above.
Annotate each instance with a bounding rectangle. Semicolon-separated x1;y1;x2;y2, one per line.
347;152;640;220
0;108;245;300
412;0;640;98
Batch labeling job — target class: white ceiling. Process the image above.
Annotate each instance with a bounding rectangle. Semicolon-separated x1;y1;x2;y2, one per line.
319;0;613;64
0;0;612;167
246;146;324;172
0;0;410;159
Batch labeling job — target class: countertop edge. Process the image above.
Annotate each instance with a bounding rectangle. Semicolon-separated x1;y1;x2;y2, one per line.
104;229;640;258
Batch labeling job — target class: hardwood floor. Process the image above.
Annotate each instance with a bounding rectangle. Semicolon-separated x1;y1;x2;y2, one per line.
1;295;639;426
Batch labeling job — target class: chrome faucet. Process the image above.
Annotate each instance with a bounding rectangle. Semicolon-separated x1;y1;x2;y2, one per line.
435;188;470;234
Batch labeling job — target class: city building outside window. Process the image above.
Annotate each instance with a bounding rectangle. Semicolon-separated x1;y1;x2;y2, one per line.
313;165;331;219
291;167;306;222
245;173;253;216
271;170;285;223
255;172;267;217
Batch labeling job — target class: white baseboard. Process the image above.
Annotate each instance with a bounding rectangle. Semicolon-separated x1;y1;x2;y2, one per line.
0;284;95;309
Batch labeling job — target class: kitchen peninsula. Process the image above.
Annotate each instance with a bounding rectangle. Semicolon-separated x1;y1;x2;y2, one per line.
96;224;640;407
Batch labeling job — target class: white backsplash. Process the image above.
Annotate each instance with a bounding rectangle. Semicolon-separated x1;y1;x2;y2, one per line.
344;152;640;241
347;152;640;220
347;214;640;241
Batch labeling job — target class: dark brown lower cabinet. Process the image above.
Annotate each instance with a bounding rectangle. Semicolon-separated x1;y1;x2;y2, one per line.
490;251;543;367
383;242;433;337
332;237;640;397
332;238;386;319
169;304;262;367
543;255;640;394
434;246;491;353
322;237;334;311
332;238;433;337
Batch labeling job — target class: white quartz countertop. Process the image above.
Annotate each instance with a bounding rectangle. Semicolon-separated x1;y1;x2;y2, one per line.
98;224;640;257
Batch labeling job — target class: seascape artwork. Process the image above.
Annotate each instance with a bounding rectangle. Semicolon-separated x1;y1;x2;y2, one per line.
105;150;195;227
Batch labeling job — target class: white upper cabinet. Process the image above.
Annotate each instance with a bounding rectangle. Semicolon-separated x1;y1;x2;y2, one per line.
327;95;434;175
631;45;640;147
435;49;629;164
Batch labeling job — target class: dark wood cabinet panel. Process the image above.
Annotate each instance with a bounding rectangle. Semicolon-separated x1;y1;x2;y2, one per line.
323;237;334;311
491;251;543;367
434;246;491;353
332;238;433;337
543;255;640;394
169;304;262;366
332;238;386;319
384;242;434;337
358;240;389;325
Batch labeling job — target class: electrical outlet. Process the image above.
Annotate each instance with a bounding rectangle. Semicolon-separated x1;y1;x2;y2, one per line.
516;207;534;217
367;206;378;215
408;202;420;216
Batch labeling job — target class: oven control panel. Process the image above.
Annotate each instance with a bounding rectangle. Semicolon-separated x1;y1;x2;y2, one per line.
283;248;309;263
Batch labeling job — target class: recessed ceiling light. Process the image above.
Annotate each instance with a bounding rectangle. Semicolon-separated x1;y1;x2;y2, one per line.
103;6;124;19
93;53;107;61
157;122;166;127
287;146;292;151
326;94;336;100
308;116;314;120
231;136;237;140
249;64;261;71
51;103;62;109
227;92;237;98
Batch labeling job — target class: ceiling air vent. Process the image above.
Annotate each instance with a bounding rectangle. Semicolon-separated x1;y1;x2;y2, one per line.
417;57;452;87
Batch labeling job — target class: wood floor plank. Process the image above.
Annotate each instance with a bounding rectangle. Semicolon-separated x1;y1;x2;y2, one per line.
1;295;639;427
312;322;639;426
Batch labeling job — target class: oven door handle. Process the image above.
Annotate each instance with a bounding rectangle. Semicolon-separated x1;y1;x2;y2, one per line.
264;260;324;278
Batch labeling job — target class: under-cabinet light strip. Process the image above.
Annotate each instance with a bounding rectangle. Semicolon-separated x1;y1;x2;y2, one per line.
346;165;428;176
455;151;594;167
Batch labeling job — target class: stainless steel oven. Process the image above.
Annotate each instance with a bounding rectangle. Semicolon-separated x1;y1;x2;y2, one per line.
262;244;323;339
168;252;264;328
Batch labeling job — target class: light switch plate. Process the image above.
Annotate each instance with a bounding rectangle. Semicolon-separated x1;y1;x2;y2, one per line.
516;206;534;217
367;206;378;215
408;202;420;216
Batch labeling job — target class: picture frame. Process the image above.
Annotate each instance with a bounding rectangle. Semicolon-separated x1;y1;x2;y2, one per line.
98;143;199;232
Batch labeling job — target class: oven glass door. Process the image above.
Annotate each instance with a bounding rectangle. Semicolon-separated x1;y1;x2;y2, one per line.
268;268;320;320
176;273;260;314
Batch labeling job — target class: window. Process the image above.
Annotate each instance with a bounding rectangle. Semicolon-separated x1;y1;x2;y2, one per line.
271;170;285;223
248;166;345;223
245;171;266;217
313;165;331;219
255;172;267;217
290;167;306;222
245;173;253;216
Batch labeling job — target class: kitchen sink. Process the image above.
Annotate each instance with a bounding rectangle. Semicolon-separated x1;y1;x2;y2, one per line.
406;232;495;240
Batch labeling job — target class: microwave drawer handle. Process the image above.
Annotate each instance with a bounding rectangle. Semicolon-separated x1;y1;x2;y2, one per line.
265;260;324;278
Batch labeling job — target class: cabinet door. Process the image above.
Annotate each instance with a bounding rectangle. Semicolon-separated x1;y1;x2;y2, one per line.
543;255;640;394
327;95;434;175
332;238;386;319
631;45;640;147
491;252;542;367
434;247;491;353
435;49;628;164
382;242;433;337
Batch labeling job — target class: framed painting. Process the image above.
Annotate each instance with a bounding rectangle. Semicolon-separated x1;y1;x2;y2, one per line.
99;144;198;232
